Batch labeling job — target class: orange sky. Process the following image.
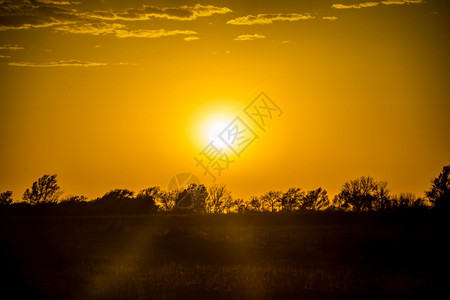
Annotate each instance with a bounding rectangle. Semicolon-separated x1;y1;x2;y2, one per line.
1;0;449;201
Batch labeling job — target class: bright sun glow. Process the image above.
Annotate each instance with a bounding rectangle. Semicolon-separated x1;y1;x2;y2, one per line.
209;121;229;148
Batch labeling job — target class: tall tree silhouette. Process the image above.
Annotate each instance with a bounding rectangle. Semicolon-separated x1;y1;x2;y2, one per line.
426;165;450;210
23;174;61;204
0;191;13;205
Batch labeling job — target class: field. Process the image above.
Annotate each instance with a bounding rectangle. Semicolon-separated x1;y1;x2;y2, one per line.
0;212;446;299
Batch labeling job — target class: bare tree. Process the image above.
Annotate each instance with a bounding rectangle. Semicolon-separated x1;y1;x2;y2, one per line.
23;174;61;204
0;191;13;205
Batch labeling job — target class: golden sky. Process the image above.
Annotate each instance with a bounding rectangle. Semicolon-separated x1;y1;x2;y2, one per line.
0;0;449;200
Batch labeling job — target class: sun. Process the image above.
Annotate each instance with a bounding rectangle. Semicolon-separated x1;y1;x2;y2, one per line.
209;121;229;148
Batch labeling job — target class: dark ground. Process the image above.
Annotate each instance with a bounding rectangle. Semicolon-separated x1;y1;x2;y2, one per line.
0;212;447;299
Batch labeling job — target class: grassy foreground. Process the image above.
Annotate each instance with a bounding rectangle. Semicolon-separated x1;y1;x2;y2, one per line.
0;212;446;299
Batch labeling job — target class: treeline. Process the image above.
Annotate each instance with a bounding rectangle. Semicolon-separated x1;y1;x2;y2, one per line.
0;165;448;215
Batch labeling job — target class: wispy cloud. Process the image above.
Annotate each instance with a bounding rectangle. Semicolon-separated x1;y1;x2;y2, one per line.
8;60;107;67
381;0;424;5
0;54;11;58
332;2;379;9
322;16;338;20
227;13;314;25
27;0;80;5
114;29;197;39
85;4;232;21
184;36;200;41
0;45;24;50
332;0;424;9
54;23;197;38
234;34;266;41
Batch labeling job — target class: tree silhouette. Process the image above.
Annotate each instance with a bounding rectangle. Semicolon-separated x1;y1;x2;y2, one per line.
392;193;418;209
373;181;390;210
93;189;135;214
426;165;450;210
60;195;88;203
23;174;61;204
233;198;247;213
281;188;304;211
188;184;208;213
303;188;329;211
248;196;262;212
261;190;282;212
157;189;178;212
334;176;387;211
207;184;232;213
135;187;159;213
99;189;134;202
175;184;208;213
0;191;13;205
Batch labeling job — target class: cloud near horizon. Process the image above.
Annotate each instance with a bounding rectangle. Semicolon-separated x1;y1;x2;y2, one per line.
227;13;314;25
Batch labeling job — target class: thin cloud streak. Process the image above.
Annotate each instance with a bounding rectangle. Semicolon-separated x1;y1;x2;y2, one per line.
227;13;314;25
8;60;108;67
234;34;266;41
